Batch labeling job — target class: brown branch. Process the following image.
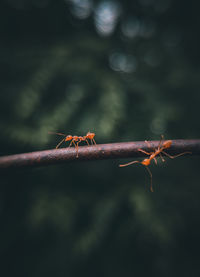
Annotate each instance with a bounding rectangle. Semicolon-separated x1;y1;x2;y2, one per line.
0;139;199;169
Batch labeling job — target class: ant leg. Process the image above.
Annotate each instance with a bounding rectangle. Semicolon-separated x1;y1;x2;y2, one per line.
76;143;79;157
72;140;79;157
138;148;152;156
56;137;66;149
153;157;158;165
92;138;96;145
144;166;153;192
119;160;141;167
68;140;73;148
145;140;151;149
157;135;164;150
162;150;192;159
85;139;90;146
144;140;156;153
159;153;165;162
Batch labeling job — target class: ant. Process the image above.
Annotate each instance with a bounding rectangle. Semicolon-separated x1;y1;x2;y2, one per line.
49;131;96;157
85;132;96;145
119;135;191;192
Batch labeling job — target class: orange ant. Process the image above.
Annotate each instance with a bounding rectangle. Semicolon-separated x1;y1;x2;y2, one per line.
75;132;96;149
119;135;191;192
85;132;96;145
49;131;96;157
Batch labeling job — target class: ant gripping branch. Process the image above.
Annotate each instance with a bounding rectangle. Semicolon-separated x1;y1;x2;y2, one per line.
119;135;191;192
48;131;96;157
85;132;96;145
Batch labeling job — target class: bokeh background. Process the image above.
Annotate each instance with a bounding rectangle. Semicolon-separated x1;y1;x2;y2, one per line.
0;0;200;276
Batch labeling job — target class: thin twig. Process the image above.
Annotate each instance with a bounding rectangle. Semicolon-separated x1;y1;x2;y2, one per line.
0;139;199;169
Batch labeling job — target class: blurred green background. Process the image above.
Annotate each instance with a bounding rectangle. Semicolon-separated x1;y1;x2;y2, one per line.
0;0;200;276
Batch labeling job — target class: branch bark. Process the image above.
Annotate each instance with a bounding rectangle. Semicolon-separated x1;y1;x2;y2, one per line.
0;139;199;169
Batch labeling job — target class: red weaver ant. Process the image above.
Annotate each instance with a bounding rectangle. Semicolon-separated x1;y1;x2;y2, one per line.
119;135;191;192
49;131;96;157
85;132;96;145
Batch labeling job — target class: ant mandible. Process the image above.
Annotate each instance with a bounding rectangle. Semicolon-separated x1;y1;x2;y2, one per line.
49;131;96;157
119;135;191;192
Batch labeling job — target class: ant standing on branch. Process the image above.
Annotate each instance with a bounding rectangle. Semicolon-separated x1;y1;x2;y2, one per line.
119;135;191;192
49;131;96;157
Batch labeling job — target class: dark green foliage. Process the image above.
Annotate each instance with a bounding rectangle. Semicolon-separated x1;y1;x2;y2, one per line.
0;0;200;276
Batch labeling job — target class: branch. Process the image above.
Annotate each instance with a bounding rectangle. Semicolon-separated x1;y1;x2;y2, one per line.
0;139;199;169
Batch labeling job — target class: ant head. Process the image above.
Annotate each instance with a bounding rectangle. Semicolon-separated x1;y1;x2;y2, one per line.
163;140;172;149
65;135;73;141
142;159;150;166
86;132;95;139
